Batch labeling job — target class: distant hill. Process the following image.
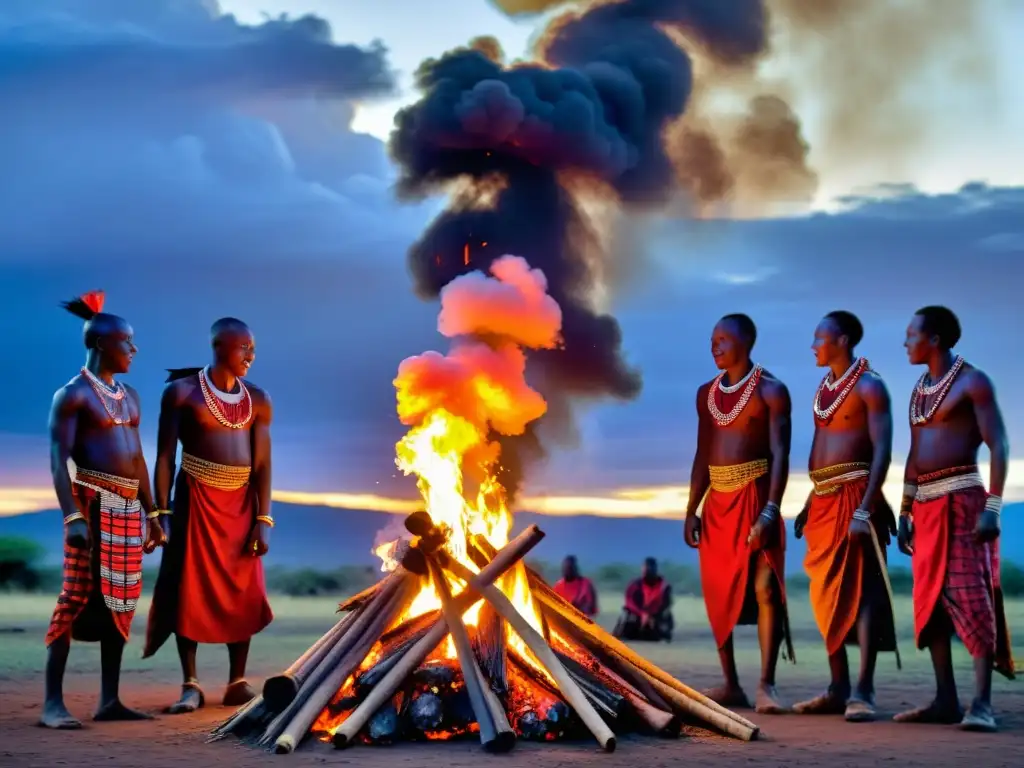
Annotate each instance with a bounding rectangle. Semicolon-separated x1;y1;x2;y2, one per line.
3;502;1019;572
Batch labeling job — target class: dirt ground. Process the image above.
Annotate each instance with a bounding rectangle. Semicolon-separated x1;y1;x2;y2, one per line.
1;595;1022;768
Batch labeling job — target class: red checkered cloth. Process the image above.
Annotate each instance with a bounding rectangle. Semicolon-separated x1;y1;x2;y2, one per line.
46;472;143;646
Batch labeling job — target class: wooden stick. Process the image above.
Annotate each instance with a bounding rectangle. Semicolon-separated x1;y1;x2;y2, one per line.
593;662;677;734
642;672;757;741
426;555;513;753
472;658;515;743
272;575;415;753
332;525;546;749
208;694;264;742
263;608;362;713
336;576;391;613
533;584;759;735
436;553;616;752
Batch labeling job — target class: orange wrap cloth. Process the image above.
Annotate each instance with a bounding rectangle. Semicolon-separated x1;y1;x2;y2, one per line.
46;467;143;646
911;466;1015;679
699;459;793;658
803;463;898;658
144;453;272;657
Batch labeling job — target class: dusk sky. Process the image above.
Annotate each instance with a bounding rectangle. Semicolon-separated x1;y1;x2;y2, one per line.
2;0;1022;519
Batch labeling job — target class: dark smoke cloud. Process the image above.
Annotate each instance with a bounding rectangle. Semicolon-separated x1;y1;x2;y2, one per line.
390;0;779;492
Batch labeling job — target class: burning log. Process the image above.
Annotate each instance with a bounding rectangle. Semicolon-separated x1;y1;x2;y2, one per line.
355;612;437;695
506;654;573;741
409;691;444;732
331;524;546;750
531;580;759;741
272;574;418;753
263;603;364;712
425;554;515;753
433;550;617;752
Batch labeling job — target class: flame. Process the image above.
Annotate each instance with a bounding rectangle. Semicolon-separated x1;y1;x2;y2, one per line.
384;255;562;663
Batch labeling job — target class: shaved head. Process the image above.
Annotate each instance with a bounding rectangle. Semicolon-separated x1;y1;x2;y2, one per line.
211;317;250;341
210;317;255;377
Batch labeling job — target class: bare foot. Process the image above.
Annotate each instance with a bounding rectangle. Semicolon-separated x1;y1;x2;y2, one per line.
755;683;790;715
93;700;153;721
793;689;846;715
38;700;82;730
959;700;997;733
893;700;963;725
844;694;877;723
703;684;751;709
165;684;204;715
222;679;257;707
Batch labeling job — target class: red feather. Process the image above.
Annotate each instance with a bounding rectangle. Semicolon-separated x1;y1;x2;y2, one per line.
81;290;105;314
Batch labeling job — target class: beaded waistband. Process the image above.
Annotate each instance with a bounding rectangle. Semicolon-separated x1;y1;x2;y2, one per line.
708;459;768;492
72;466;139;501
809;462;870;496
181;452;251;491
916;465;983;502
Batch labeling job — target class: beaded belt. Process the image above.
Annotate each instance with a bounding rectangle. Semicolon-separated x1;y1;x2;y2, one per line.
915;465;983;502
72;466;140;501
708;459;768;492
809;462;870;496
181;452;251;491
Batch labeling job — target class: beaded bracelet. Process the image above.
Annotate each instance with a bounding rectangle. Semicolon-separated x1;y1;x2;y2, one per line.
255;515;275;528
903;482;918;499
985;495;1003;515
64;512;85;525
146;509;164;520
852;509;871;523
759;502;780;524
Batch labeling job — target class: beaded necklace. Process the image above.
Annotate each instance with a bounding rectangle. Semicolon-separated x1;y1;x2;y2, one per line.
909;355;965;426
199;367;253;429
707;364;763;427
813;357;869;425
81;367;129;426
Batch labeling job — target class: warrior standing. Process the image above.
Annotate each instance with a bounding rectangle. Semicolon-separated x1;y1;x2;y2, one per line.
42;291;164;728
793;311;899;722
684;314;794;714
143;318;274;712
894;306;1014;731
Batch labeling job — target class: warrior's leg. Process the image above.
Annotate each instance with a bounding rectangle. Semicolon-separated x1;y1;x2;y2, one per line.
93;633;151;721
753;557;788;714
704;635;750;708
165;635;203;714
40;634;81;729
893;608;963;723
844;585;880;721
959;655;996;731
223;640;257;705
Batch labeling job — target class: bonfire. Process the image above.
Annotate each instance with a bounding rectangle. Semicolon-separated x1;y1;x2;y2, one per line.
210;257;756;753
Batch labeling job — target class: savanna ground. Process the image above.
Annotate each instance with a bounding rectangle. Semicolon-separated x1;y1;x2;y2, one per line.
1;592;1022;768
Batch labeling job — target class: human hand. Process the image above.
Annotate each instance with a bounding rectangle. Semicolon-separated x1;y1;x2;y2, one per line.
143;517;167;554
793;505;809;539
247;522;270;557
974;507;1001;544
684;515;702;548
897;515;914;556
65;518;89;550
747;504;778;549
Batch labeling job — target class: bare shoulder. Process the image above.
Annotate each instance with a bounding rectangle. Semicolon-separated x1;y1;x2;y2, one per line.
123;382;142;404
161;377;195;407
246;381;273;414
53;376;88;409
759;369;791;406
856;370;890;405
961;364;997;401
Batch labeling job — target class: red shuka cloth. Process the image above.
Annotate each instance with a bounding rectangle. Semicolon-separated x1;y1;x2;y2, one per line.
803;477;896;655
911;486;1015;678
553;577;598;616
699;474;790;651
144;471;272;656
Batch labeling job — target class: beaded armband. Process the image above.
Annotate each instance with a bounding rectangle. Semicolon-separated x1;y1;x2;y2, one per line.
852;509;871;523
146;509;167;520
255;515;275;528
759;502;780;524
900;483;917;516
985;495;1003;516
63;512;85;525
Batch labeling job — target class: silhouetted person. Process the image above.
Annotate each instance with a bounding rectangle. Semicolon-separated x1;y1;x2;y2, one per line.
552;555;598;616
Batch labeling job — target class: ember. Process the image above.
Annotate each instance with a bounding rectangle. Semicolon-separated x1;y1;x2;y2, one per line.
210;257;756;753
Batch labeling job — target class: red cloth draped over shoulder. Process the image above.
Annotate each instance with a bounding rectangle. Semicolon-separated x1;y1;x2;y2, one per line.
911;483;1014;679
699;465;789;652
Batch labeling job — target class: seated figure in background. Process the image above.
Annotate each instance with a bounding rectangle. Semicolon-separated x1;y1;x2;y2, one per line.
552;555;598;616
613;557;673;642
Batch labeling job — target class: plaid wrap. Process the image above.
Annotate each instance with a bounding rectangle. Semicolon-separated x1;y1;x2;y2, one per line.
45;469;142;646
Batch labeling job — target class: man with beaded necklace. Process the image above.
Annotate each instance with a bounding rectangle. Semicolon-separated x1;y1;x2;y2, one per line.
683;313;794;715
42;291;165;728
792;310;900;722
894;305;1013;732
143;317;274;713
